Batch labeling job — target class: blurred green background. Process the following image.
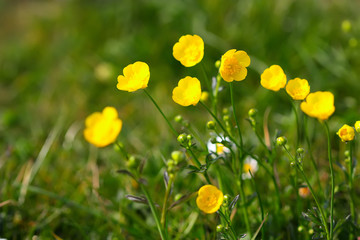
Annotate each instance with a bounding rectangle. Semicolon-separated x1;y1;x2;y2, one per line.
1;0;360;239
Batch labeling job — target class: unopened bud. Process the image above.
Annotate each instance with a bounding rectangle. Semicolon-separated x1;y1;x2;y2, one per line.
276;136;287;146
216;224;224;232
174;115;183;123
171;151;184;164
248;108;257;117
296;148;304;154
215;60;221;69
207;121;216;130
177;133;187;144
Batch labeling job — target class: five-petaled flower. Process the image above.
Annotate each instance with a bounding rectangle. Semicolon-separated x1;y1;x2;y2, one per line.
196;185;224;214
172;76;202;106
300;91;335;120
219;49;250;82
337;124;355;142
84;106;122;147
173;35;204;67
286;78;310;100
260;65;287;91
117;61;150;92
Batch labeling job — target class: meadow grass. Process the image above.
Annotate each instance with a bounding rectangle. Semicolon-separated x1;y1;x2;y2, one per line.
1;0;360;239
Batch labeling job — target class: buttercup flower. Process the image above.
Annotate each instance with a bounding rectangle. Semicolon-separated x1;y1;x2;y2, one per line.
84;107;122;147
260;65;287;91
117;61;150;92
242;156;259;180
196;185;224;214
286;78;310;100
219;49;250;82
355;121;360;133
172;76;202;106
300;91;335;120
173;35;204;67
337;124;355;142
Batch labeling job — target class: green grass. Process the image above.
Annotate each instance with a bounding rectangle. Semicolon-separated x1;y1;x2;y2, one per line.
1;0;360;239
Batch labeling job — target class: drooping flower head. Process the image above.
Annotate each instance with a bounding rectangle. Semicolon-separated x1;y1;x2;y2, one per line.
300;91;335;120
242;156;259;180
286;78;310;100
337;124;355;142
219;49;250;82
84;107;122;147
172;76;202;106
196;185;223;214
260;65;287;91
173;35;204;67
117;61;150;92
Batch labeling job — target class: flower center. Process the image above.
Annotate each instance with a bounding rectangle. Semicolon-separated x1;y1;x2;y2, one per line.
224;57;241;75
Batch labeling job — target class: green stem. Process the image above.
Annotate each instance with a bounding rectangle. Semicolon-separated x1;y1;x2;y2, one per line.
199;101;240;149
249;170;265;238
161;174;174;229
187;147;211;184
304;116;323;199
323;121;334;240
290;100;301;148
349;141;356;239
282;145;330;240
139;182;167;240
229;82;244;155
143;89;178;137
237;176;251;236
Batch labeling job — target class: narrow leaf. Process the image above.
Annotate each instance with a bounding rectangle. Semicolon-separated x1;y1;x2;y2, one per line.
229;195;239;211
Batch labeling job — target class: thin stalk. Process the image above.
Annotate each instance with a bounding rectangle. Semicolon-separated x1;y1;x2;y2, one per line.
218;209;237;240
139;183;167;240
237;175;251;236
200;62;213;99
323;121;334;239
290;100;301;148
199;101;240;149
303;116;323;197
143;89;178;137
282;145;330;240
229;82;243;154
187;148;211;184
249;170;265;238
212;75;222;116
161;174;174;229
348;141;356;240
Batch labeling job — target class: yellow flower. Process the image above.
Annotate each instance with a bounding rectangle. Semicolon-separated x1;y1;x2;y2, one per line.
355;121;360;133
173;35;204;67
196;185;223;214
300;91;335;120
260;65;287;91
84;107;122;147
285;78;310;100
337;124;355;142
172;76;202;106
219;49;250;82
117;61;150;92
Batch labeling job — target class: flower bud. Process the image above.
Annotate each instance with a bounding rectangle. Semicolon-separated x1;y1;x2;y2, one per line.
127;155;138;169
187;135;193;141
216;224;224;232
200;91;209;102
344;150;350;158
290;162;296;168
276;136;287;146
174;115;183;123
215;60;221;69
308;229;314;235
167;159;174;167
174;193;182;201
223;115;230;122
297;225;304;232
222;194;230;207
248;108;257;117
177;133;187;144
222;108;229;115
171;151;184;164
296;148;304;154
207;121;216;130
